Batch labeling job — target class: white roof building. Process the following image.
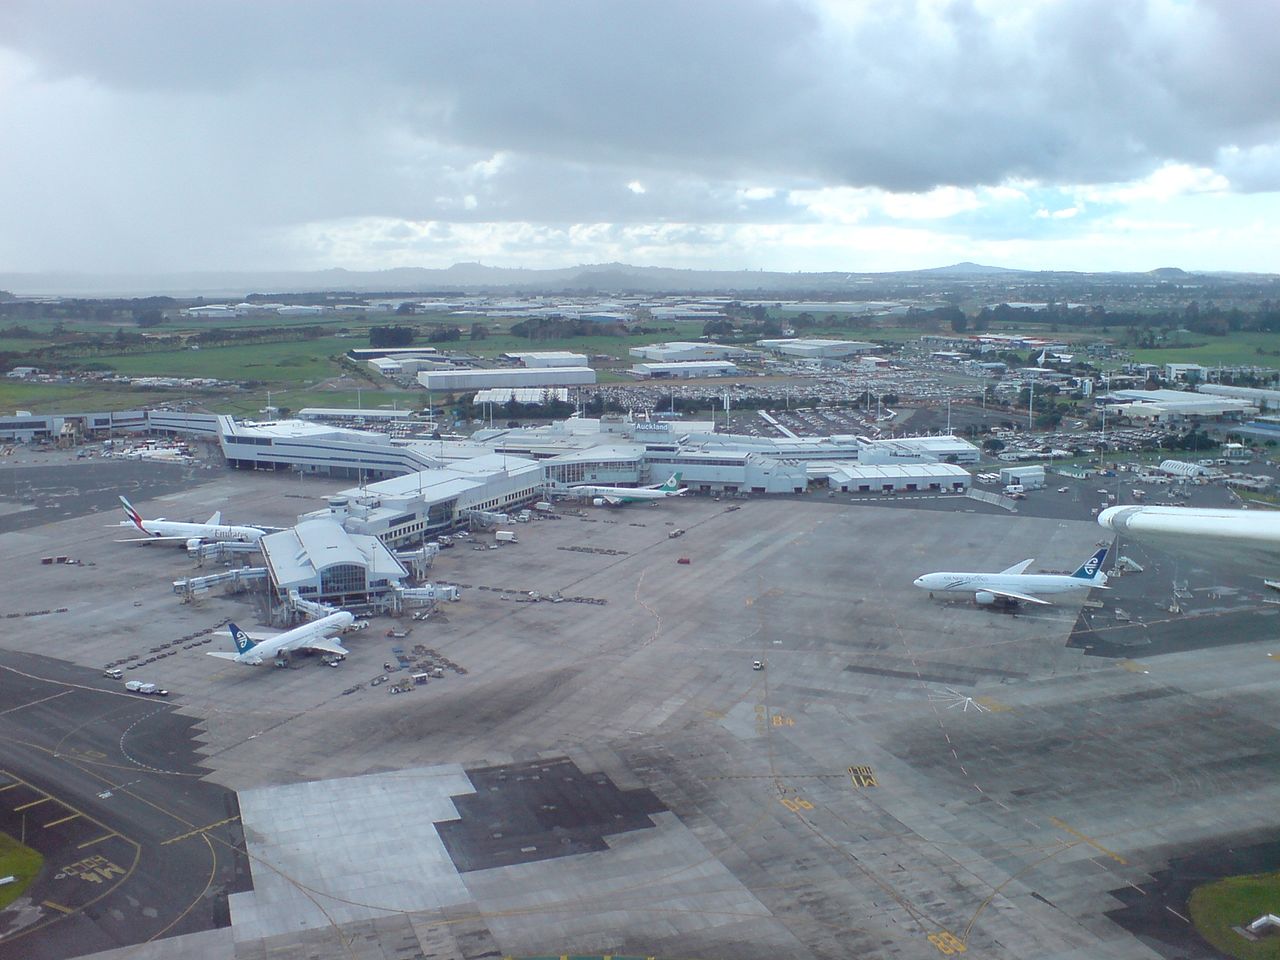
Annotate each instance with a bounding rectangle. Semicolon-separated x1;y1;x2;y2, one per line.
757;339;880;358
629;361;739;379
629;342;759;363
259;517;407;603
418;367;597;390
502;351;588;368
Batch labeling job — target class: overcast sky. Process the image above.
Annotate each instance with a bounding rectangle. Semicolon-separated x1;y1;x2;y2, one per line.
2;0;1278;276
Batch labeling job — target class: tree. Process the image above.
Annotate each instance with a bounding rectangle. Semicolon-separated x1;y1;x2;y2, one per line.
395;302;417;315
134;308;165;328
469;322;489;341
369;325;414;347
982;437;1005;453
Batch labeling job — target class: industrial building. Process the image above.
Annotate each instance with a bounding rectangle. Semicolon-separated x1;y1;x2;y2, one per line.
1198;383;1280;411
501;351;588;368
628;361;739;379
999;465;1046;489
417;367;597;391
756;339;880;359
472;388;570;405
628;342;759;363
825;463;970;494
1101;389;1257;423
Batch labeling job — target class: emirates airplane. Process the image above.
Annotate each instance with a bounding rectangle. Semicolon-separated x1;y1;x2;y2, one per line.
115;496;271;546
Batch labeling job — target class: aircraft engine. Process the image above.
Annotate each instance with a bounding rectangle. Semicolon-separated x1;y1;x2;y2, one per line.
592;498;605;507
974;590;997;605
186;537;203;551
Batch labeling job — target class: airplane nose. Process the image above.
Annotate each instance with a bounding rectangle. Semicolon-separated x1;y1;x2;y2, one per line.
912;577;924;587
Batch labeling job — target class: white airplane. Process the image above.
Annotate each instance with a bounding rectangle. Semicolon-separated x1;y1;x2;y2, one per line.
115;496;270;547
914;546;1110;606
208;611;355;666
569;472;687;506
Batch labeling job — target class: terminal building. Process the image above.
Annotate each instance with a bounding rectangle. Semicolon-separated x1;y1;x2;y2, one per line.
22;408;979;519
259;517;407;607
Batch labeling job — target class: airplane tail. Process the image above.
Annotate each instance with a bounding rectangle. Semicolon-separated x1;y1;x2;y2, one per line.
1071;546;1109;581
119;496;146;532
227;623;257;655
659;472;682;491
206;510;223;526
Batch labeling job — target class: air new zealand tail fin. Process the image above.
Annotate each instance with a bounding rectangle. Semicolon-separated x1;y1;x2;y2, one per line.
1071;546;1109;580
228;623;257;654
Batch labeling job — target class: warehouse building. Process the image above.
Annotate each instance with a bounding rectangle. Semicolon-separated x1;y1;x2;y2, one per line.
501;351;588;368
628;361;739;379
756;338;880;359
857;435;981;465
999;465;1046;489
825;463;970;494
1102;389;1256;423
1198;384;1280;411
629;342;759;363
417;367;597;390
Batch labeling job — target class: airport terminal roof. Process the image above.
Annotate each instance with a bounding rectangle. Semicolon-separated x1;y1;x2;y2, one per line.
260;518;406;590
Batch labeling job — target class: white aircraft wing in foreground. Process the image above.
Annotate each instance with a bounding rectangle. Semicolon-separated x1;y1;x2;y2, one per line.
1099;504;1280;571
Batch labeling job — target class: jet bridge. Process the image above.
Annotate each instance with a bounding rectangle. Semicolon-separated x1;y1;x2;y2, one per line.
173;567;268;601
286;590;339;620
188;540;263;564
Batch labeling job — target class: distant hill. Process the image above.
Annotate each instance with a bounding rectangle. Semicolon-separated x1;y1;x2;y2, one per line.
0;260;1256;298
910;261;1026;276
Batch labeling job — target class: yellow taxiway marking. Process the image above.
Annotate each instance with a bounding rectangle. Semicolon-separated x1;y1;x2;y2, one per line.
1268;652;1280;661
41;901;74;914
0;782;19;792
1118;659;1149;673
161;815;241;846
44;812;81;828
1049;816;1128;865
14;796;51;811
76;834;117;849
974;696;1011;712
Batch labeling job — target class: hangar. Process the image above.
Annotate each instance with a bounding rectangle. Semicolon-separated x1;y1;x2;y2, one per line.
824;462;970;494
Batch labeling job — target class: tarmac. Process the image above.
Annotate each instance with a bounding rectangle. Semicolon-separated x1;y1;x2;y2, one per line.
1;456;1279;959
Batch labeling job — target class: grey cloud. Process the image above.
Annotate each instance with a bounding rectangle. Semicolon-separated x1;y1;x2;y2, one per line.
1;1;1278;271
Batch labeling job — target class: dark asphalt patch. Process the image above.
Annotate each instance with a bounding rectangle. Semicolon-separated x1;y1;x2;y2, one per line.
436;757;666;873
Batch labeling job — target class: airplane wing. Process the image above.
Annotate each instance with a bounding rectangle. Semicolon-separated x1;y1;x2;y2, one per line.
600;495;623;506
115;535;195;543
982;587;1053;606
206;651;242;661
295;636;349;657
998;559;1035;576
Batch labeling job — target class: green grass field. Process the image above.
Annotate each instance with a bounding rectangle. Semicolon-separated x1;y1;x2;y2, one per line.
72;336;357;385
1189;872;1280;959
0;833;43;910
1129;332;1280;370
